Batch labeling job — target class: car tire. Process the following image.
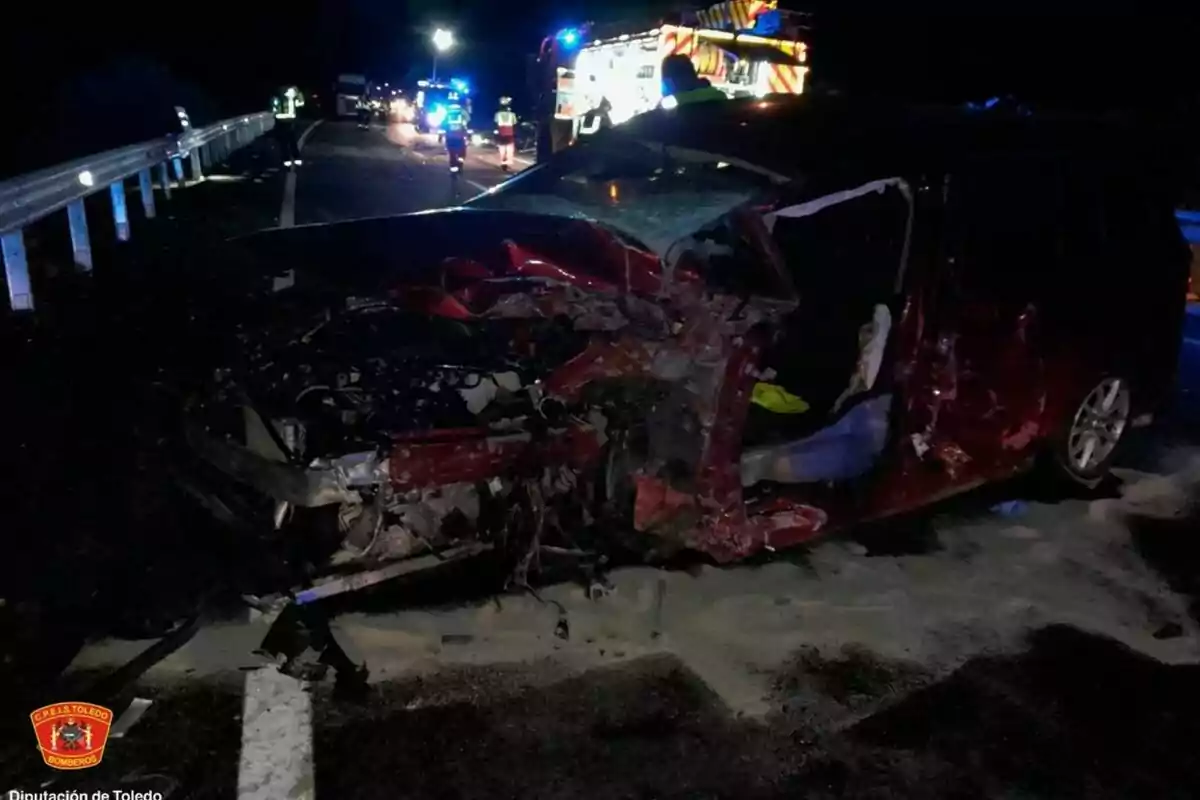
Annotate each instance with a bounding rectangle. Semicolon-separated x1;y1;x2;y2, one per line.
1048;375;1133;489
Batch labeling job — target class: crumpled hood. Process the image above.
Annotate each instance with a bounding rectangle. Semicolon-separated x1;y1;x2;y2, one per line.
215;207;675;301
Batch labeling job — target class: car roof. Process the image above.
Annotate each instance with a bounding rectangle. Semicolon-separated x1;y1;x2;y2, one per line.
613;95;1158;181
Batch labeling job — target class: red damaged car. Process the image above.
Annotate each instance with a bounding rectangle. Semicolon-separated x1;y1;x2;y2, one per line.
173;97;1190;600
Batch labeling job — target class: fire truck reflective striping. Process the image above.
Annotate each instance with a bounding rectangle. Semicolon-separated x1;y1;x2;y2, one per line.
550;15;808;133
554;69;577;119
696;0;774;32
663;27;700;58
767;64;804;94
694;42;728;79
765;40;807;94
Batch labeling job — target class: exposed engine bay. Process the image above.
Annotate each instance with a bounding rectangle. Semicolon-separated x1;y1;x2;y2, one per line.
175;206;826;607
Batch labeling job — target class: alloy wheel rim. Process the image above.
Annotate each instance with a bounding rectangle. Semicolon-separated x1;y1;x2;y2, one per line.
1067;377;1130;472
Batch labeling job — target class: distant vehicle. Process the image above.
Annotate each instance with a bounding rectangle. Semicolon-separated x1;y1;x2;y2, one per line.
335;74;368;118
124;96;1189;614
515;121;537;153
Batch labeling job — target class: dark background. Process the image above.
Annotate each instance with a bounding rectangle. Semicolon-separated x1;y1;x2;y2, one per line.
1;3;1199;178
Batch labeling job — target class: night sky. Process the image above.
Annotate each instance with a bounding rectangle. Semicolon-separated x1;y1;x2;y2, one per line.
2;4;1198;176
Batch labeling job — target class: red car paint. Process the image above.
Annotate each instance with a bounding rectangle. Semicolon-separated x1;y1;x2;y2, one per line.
383;217;832;562
378;176;1185;564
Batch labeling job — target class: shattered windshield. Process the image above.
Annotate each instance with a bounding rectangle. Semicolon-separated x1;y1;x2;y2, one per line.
466;134;787;255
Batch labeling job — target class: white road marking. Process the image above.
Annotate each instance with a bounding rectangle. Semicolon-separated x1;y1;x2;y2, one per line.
297;119;323;150
237;665;315;800
280;172;297;228
466;180;489;194
109;697;153;739
278;120;323;229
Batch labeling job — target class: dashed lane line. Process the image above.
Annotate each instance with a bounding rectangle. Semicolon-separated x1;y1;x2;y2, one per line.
279;119;323;229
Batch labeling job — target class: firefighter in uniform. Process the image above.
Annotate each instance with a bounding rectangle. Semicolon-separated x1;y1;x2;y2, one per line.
660;54;726;108
272;86;305;167
494;97;518;171
445;102;469;169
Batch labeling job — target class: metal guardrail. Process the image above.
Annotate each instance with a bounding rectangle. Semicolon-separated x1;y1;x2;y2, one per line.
0;111;275;312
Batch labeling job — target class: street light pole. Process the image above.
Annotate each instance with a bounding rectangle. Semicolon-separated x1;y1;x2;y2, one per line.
431;28;454;83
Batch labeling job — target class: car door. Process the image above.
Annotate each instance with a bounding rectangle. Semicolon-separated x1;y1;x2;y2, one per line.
924;156;1055;478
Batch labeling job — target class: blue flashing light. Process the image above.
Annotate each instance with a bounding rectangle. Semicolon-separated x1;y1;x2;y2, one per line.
557;28;580;48
427;104;448;128
965;96;1001;112
450;78;470;95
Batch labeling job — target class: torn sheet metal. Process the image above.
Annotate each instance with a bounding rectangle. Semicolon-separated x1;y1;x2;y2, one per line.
175;210;816;588
188;421;387;508
764;177;910;230
765;177;914;292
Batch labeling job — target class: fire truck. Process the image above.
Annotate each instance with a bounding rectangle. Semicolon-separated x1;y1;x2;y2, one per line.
532;1;810;161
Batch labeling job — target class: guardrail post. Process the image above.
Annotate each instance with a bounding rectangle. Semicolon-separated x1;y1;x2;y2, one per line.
173;157;185;182
67;200;92;272
138;168;156;219
159;162;173;199
110;181;130;241
190;149;203;181
2;229;33;311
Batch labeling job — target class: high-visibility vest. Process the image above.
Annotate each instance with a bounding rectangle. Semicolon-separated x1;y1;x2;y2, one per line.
495;110;517;137
274;88;304;119
446;108;468;132
674;85;727;106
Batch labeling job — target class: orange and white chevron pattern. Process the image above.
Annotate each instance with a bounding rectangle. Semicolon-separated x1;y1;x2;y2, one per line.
693;42;727;80
766;64;799;94
696;0;774;32
661;26;699;58
765;40;807;95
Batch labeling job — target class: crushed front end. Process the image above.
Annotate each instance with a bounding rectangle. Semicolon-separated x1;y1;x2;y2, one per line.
174;209;817;606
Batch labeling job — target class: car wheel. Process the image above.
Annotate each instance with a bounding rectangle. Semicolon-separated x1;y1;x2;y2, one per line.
1051;375;1132;488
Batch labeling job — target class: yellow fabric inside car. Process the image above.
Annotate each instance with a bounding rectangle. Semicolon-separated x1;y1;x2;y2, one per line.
751;382;811;414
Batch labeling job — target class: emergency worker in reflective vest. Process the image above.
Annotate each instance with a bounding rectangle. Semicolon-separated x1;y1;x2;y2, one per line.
494;97;518;171
272;85;305;167
660;54;726;108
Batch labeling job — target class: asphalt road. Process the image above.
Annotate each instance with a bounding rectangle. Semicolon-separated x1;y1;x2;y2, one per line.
4;433;1199;799
292;119;528;226
4;119;1200;799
